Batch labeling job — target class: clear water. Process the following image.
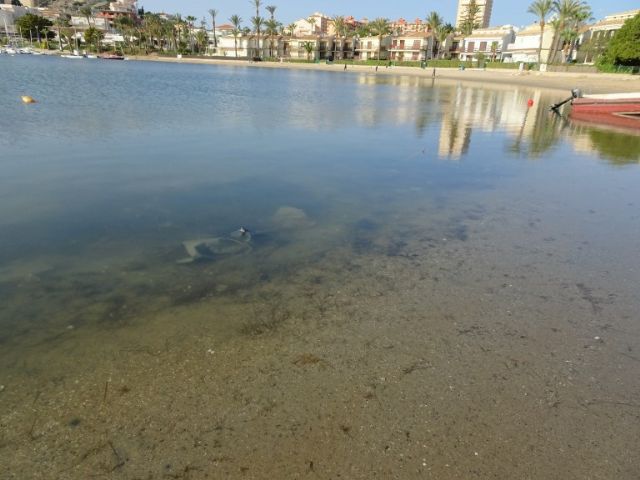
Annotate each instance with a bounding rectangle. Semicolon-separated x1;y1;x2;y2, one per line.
1;56;639;478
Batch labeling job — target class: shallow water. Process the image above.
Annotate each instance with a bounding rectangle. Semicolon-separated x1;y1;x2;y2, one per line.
1;56;639;479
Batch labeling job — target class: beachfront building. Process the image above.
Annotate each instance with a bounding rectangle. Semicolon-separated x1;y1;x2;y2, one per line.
292;12;331;36
354;35;391;61
390;18;428;35
331;36;357;60
456;0;494;29
576;9;640;63
216;34;253;58
503;23;555;64
389;32;434;62
284;35;334;61
458;25;515;62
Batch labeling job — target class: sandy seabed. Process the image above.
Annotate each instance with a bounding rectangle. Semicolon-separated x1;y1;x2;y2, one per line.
1;187;639;479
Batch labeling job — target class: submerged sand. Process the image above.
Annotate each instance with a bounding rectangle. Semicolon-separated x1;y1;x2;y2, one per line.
1;187;638;479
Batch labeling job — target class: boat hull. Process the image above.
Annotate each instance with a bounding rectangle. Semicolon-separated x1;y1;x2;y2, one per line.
570;97;640;130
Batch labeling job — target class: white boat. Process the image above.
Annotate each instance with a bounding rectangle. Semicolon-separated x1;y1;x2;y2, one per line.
61;54;83;59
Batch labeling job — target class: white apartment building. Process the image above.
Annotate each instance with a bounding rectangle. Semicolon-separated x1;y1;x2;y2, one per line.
389;32;435;62
459;25;515;61
504;23;555;64
355;35;391;61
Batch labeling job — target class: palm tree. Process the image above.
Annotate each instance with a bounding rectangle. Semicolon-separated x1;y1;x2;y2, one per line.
185;15;197;53
251;16;264;58
230;14;242;57
549;0;591;63
208;9;218;49
266;5;277;20
302;40;314;61
527;0;553;65
251;0;262;58
436;23;454;59
287;22;296;36
307;16;317;34
332;15;346;60
79;5;93;28
264;18;279;58
425;12;443;59
54;15;70;51
370;17;390;61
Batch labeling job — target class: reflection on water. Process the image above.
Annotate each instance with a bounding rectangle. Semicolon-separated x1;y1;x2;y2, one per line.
1;56;639;479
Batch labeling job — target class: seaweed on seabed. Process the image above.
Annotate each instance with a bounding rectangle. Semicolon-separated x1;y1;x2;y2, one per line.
240;301;291;336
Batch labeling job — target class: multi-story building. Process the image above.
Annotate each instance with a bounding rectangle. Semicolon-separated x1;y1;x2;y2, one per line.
389;32;434;62
503;23;556;64
390;18;427;34
456;0;493;29
354;35;391;61
293;12;331;36
576;9;640;63
459;25;515;62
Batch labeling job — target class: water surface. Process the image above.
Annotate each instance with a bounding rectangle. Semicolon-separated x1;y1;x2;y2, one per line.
1;55;639;479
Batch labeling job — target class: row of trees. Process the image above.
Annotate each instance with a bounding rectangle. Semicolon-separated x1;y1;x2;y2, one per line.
528;0;640;67
9;0;639;67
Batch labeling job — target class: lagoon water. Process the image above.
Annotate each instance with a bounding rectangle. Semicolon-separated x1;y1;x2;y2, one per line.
1;55;639;478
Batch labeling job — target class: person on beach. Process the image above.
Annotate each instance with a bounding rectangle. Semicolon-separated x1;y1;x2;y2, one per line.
344;64;347;71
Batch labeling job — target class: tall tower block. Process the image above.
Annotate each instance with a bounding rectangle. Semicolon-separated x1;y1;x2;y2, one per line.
456;0;494;29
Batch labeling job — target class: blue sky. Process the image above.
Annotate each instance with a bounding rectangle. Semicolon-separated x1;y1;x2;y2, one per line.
140;0;639;27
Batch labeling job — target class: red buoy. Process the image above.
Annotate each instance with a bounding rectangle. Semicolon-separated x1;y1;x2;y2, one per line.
527;99;534;107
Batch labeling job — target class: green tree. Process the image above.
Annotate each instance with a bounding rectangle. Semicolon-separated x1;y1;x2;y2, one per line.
208;9;218;48
302;40;314;60
287;22;296;36
84;26;104;52
15;13;53;40
252;0;262;57
435;23;454;59
549;0;591;63
185;15;197;53
332;16;346;60
425;11;442;59
266;5;277;20
264;18;279;57
527;0;553;65
600;12;640;66
230;14;242;57
370;17;390;61
79;5;93;26
251;16;264;58
459;0;480;35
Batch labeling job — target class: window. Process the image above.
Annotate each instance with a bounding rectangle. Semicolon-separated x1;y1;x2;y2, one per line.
480;41;487;51
467;41;475;52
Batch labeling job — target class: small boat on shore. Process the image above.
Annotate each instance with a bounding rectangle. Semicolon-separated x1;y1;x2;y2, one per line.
569;92;640;130
99;54;125;60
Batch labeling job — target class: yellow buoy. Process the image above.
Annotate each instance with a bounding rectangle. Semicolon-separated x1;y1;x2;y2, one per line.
21;96;37;104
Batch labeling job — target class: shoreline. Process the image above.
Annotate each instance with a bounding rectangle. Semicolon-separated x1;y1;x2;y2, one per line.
126;54;640;94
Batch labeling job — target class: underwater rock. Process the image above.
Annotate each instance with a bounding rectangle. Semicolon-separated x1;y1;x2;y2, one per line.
178;234;251;264
272;206;314;229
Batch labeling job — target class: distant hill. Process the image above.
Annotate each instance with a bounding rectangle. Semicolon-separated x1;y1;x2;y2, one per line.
38;0;109;13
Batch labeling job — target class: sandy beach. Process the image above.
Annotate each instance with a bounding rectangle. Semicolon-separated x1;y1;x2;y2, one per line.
128;54;640;94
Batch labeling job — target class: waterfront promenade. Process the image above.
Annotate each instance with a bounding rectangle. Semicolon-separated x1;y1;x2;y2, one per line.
127;54;640;94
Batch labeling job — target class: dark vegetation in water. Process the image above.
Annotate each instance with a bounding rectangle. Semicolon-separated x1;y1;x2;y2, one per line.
240;298;291;336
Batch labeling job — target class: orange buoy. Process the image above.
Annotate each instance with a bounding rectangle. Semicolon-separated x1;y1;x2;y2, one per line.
527;98;534;108
21;96;37;104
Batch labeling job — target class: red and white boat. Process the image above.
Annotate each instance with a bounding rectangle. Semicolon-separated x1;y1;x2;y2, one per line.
570;92;640;130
